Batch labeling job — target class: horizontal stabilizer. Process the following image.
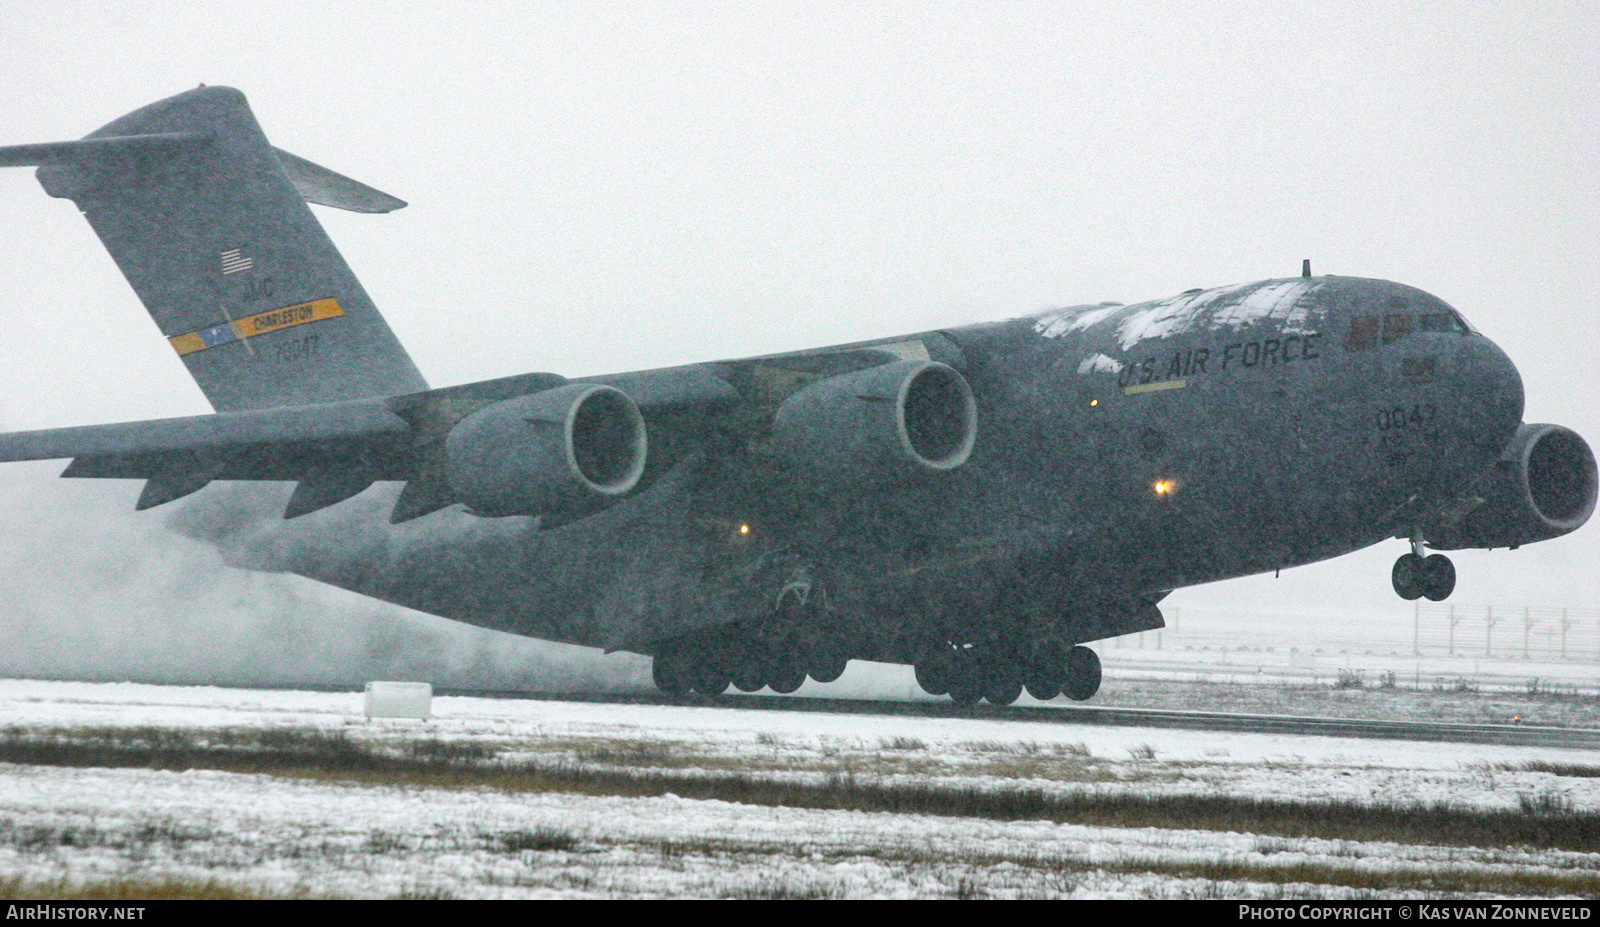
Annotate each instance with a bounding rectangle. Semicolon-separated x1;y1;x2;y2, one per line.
273;147;407;214
0;133;403;214
0;131;211;167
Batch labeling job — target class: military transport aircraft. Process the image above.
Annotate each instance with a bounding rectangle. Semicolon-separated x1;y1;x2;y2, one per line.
0;87;1593;704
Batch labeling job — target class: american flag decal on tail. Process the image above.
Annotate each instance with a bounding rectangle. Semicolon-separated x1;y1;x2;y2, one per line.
220;248;254;275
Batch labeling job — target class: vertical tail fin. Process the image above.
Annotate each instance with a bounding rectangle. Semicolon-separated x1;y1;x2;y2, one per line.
3;86;427;411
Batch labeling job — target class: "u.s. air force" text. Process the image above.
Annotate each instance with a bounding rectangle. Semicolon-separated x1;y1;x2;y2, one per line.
1117;333;1322;389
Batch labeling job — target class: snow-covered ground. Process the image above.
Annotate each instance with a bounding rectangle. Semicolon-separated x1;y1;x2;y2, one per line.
1;678;1596;899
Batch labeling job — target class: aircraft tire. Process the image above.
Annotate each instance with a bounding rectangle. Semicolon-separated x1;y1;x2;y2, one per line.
1024;641;1068;701
726;639;768;692
651;644;693;696
1062;646;1101;701
946;679;982;707
1391;553;1425;600
983;675;1023;706
766;665;805;694
1023;679;1060;701
808;649;849;684
943;653;985;706
689;664;730;697
914;661;951;696
1421;554;1455;602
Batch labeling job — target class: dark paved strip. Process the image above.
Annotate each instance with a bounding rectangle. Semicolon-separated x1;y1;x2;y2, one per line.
13;672;1588;750
443;687;1600;750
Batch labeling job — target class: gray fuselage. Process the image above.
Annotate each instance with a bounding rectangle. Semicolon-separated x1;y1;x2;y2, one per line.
225;275;1522;665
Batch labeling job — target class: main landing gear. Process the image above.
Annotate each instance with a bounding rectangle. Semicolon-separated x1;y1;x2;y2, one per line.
914;641;1101;706
652;571;856;697
652;635;842;697
1391;538;1455;602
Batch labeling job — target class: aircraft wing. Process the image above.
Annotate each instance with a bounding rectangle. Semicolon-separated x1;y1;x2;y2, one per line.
0;314;965;525
0;398;417;515
0;366;739;520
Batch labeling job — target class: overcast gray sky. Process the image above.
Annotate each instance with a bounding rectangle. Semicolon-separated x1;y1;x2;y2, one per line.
0;2;1595;644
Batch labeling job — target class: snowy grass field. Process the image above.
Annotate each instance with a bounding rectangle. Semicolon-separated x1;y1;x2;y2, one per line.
1;678;1598;899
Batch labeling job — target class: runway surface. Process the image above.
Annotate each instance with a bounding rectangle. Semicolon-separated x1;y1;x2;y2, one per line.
459;688;1600;751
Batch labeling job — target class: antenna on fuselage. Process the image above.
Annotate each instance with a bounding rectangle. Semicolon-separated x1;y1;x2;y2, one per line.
1302;259;1312;278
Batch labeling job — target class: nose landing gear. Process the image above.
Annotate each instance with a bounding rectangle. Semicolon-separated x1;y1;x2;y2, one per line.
1392;539;1455;602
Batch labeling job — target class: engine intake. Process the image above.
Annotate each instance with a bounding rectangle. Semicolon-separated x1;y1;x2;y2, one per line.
1430;422;1596;550
771;360;977;481
444;384;647;518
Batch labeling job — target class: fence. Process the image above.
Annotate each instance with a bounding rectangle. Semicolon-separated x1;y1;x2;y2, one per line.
1412;604;1600;662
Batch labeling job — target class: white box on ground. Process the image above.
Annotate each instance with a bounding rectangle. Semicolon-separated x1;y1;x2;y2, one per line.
364;681;432;720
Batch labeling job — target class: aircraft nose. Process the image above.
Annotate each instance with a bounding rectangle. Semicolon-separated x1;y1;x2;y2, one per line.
1454;334;1524;455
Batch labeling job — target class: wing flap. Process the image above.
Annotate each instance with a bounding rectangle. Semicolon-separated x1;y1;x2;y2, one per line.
136;469;221;510
285;470;376;519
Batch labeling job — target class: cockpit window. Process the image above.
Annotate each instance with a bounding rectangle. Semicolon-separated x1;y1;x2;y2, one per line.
1346;297;1476;351
1413;291;1479;334
1418;312;1471;334
1381;314;1414;344
1345;316;1380;351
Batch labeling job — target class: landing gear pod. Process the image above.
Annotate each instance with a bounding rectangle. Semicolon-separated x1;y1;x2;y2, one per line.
444;384;647;518
771;360;977;482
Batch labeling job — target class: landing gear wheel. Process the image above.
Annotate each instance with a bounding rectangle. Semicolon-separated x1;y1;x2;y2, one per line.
1391;553;1425;601
943;651;986;706
1023;641;1068;701
1421;554;1455;602
1062;646;1101;701
730;663;765;693
1023;679;1061;701
807;649;849;684
688;663;730;697
946;677;983;707
651;644;693;696
727;640;768;693
983;674;1023;706
916;642;968;697
915;660;951;696
765;664;806;694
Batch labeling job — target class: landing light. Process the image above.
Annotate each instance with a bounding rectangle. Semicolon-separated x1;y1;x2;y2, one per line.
1089;399;1098;407
739;524;750;534
1154;480;1171;496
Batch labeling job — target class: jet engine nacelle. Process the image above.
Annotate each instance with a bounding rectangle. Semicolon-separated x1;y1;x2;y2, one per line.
444;384;647;519
1430;423;1597;550
771;359;977;482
